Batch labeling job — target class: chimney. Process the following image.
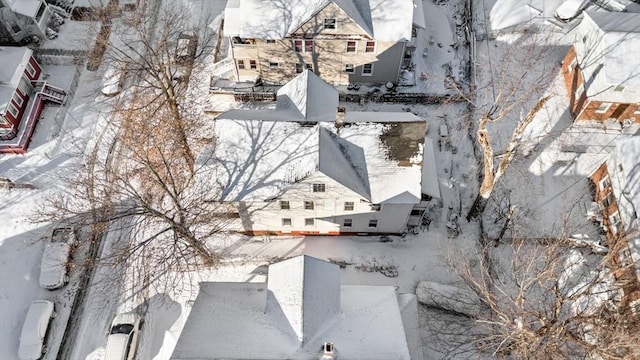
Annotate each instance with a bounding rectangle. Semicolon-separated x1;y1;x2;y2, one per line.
336;106;346;128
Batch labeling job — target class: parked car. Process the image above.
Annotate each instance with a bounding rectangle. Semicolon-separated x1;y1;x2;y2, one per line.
18;300;56;360
39;227;77;290
104;313;142;360
101;65;128;96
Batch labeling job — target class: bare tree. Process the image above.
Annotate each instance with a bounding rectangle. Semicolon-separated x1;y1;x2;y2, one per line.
462;31;560;221
424;236;640;359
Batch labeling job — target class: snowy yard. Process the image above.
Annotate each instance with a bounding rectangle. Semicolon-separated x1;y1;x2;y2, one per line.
2;0;635;359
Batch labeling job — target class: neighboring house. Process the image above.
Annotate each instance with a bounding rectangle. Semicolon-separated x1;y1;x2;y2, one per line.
171;255;423;360
0;46;66;153
222;0;420;85
201;70;432;236
0;0;66;44
561;11;640;123
589;136;640;316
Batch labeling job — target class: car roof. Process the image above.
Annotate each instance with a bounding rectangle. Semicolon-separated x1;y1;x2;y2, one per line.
21;301;53;343
39;242;70;288
104;333;129;360
112;312;137;326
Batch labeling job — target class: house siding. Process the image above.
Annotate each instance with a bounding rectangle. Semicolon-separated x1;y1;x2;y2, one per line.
228;2;405;85
235;173;415;235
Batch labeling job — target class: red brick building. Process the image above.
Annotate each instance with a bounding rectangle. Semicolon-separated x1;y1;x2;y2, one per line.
561;11;640;124
0;46;66;153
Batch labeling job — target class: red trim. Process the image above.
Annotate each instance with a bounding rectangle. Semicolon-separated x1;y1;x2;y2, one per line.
25;57;42;81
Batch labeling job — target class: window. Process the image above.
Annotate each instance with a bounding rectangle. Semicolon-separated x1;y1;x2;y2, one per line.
312;183;325;192
344;64;355;73
7;103;19;118
362;63;374;76
634;107;640;115
11;93;23;108
266;39;277;44
280;201;290;210
25;62;36;78
609;212;622;234
305;218;315;226
344;202;354;211
368;219;378;228
599;175;611;190
269;61;279;69
304;201;314;210
370;204;381;211
282;218;292;226
599;193;614;210
595;103;611;113
305;40;314;52
293;40;303;53
35;2;45;22
296;63;304;74
346;41;357;53
574;84;584;99
249;60;257;69
237;59;245;69
343;219;353;227
568;58;577;70
306;63;313;72
365;41;376;53
324;18;336;30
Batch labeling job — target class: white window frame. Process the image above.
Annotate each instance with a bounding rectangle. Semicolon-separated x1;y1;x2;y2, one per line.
634;107;640;115
346;41;357;53
280;201;290;210
344;202;354;211
266;39;277;44
11;92;24;108
293;39;303;53
282;218;292;226
237;59;245;69
295;63;304;74
574;83;584;99
304;201;314;210
370;204;381;211
595;102;611;114
362;63;374;76
312;183;325;192
7;103;19;118
305;218;315;226
609;211;622;234
368;219;378;228
343;219;353;227
365;41;376;53
269;61;279;69
249;60;257;70
599;175;611;190
344;64;355;74
323;18;337;30
25;61;37;78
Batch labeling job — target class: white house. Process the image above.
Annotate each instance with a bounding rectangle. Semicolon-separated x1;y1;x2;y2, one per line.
170;255;424;360
0;0;66;44
201;70;432;235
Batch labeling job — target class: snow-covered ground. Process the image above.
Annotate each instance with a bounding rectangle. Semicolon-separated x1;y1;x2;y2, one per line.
1;0;633;359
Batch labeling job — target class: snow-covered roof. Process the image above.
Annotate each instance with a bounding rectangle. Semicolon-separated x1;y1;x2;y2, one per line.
0;47;32;112
573;11;640;103
422;137;440;199
9;0;41;17
223;0;414;41
613;136;640;222
210;70;424;204
170;255;414;360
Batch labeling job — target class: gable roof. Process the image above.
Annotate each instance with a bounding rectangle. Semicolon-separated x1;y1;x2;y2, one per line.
0;46;32;113
223;0;414;41
573;11;640;103
170;255;416;360
208;70;424;204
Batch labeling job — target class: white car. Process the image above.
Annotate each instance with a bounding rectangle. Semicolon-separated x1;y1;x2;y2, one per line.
18;300;56;360
104;313;142;360
39;227;77;290
554;0;589;22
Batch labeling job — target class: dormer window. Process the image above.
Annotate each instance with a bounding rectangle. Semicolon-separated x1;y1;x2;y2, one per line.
324;18;336;30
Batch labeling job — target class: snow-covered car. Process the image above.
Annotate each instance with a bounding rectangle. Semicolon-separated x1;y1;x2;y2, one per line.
18;300;56;360
39;227;77;290
104;312;142;360
554;0;589;22
101;65;127;96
